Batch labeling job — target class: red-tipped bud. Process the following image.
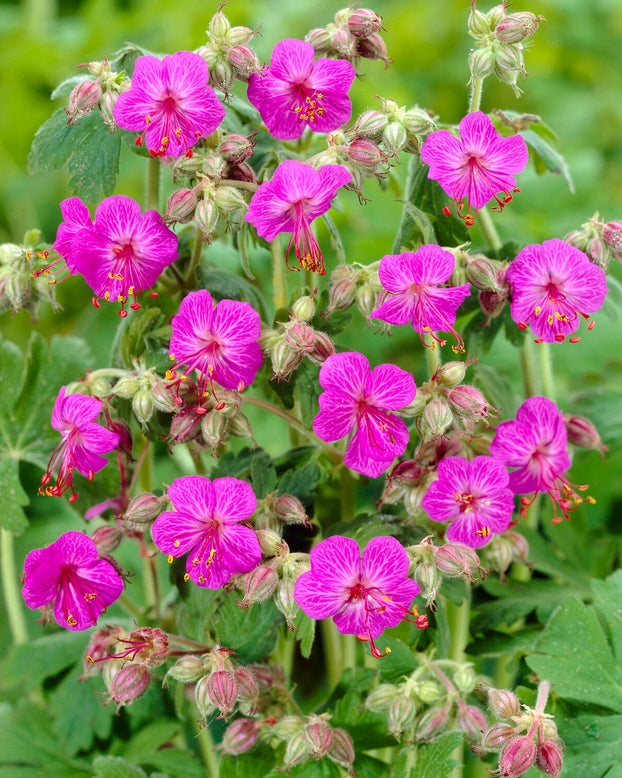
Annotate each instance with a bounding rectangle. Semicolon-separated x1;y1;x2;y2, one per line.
303;717;333;758
228;45;261;81
347;8;382;37
497;735;537;778
234;667;260;712
238;564;279;607
226;161;257;184
283;731;310;768
416;705;450;741
123;492;162;530
305;27;333;52
352;109;389;138
479;288;508;319
205;670;239;720
495;12;544;44
434;543;487;582
166;188;198;224
91;525;123;553
481;723;517;752
328;727;356;770
347;138;386;169
221;717;261;755
169;407;203;445
457;704;488;742
563;413;607;454
488;688;521;719
328;275;357;313
356;32;390;65
66;80;102;124
107;419;133;457
103;661;150;711
274;493;310;526
167;654;206;683
536;738;564;777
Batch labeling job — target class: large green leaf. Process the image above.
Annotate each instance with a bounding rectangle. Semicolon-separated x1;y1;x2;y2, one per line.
0;631;85;690
412;733;462;778
560;713;622;778
519;128;575;194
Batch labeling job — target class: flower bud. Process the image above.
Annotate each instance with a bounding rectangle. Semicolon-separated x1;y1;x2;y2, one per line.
271;339;304;380
416;705;450;741
66;80;102;124
168;654;206;683
132;388;155;425
214;185;247;214
481;722;517;751
495;43;525;75
328;275;356;312
170;407;203;445
113;376;140;399
414;679;443;704
166;188;198;224
495;13;544;44
219;133;256;164
536;738;563;777
356;32;390;65
284;320;316;353
419;398;454;439
497;735;537;778
103;661;150;711
481;534;513;576
82;625;122;678
328;727;356;770
457;704;488;741
291;294;316;321
488;688;521;719
226;24;256;46
365;683;400;712
479;288;507;318
221;717;261;755
303;717;333;758
469;45;496;80
445;385;495;423
208;8;231;39
195;198;219;239
201;411;230;453
234;666;260;711
402;107;436;137
388;694;417;740
273;714;305;740
563;413;607;454
151;380;179;413
275;577;299;628
383;121;408;155
603;220;622;262
434;542;485;582
123;492;162;530
205;670;238;719
414;561;442;608
435;360;468;389
488;5;507;28
468;8;492;37
239;564;279;606
305;27;333;52
307;330;336;366
453;665;476;694
283;731;310;768
347;8;382;37
331;28;358;59
466;254;502;291
274;494;310;526
347;138;386;169
505;531;530;565
228;45;261;81
194;675;217;719
91;525;123;553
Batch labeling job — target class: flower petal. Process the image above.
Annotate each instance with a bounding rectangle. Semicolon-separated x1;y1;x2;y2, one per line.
213;477;257;523
365;364;416;410
361;536;413;589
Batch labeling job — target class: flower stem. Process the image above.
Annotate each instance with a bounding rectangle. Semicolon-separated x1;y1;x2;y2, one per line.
538;342;556;402
321;619;344;688
185;226;204;285
219;179;259;192
271;237;288;311
468;77;485;114
477;208;502;253
340;467;355;522
147;157;161;212
1;529;28;645
424;336;442;377
519;336;541;398
446;584;471;778
243;395;342;464
192;717;220;777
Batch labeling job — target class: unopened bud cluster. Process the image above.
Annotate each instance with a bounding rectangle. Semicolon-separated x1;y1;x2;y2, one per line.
305;6;390;69
195;5;262;97
468;3;545;97
1;232;60;315
66;58;130;129
474;681;564;778
564;211;622;272
366;655;487;743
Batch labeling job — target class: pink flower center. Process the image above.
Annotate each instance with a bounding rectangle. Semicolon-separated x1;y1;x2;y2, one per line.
135;98;201;159
39;426;94;503
172;519;222;586
521;450;593;523
289;89;326;126
410;284;465;354
356;401;401;451
516;280;593;343
286;202;326;275
58;566;101;627
166;335;242;408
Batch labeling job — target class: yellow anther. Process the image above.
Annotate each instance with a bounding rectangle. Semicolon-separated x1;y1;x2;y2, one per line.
145;114;152;124
174;540;180;547
184;573;190;582
170;354;175;360
128;285;135;295
535;306;541;315
199;575;205;583
83;592;98;601
87;655;95;664
547;315;553;325
66;614;77;626
167;555;173;564
48;279;56;285
118;294;124;303
104;291;110;300
26;251;33;259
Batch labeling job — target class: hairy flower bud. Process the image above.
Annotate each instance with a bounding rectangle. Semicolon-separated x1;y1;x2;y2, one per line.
536;738;564;777
275;577;299;628
328;275;357;313
166;188;198;224
453;665;477;694
479;288;508;319
291;294;316;321
228;45;261;81
434;360;468;389
481;722;517;751
356;32;390;65
221;717;261;755
488;688;521;719
505;530;530;565
132;388;155;425
113;376;140;399
434;542;486;582
271;339;304;379
347;8;382;38
123;492;162;530
91;525;123;553
82;625;121;677
457;704;488;741
284;320;316;353
274;494;310;526
469;45;496;80
383;120;407;155
234;666;260;712
347;138;386;169
201;411;230;453
283;731;310;768
466;254;502;291
388;694;417;740
170;407;203;445
305;27;333;52
497;735;537;778
103;661;150;711
303;717;333;758
445;385;496;423
195;198;219;239
365;683;400;712
414;561;442;608
352;109;388;138
209;8;231;39
239;564;279;606
468;8;492;37
416;705;450;741
214;185;247;214
66;80;102;124
495;12;544;44
327;727;355;770
563;413;607;454
414;679;444;704
307;331;335;366
419;397;454;439
205;670;238;720
168;654;206;683
273;714;305;740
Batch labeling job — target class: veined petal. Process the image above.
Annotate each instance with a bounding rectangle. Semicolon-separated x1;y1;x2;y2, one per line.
361;536;412;589
437;456;470;491
268;39;315;83
377;253;417;292
458;111;500;157
219;523;261;575
308;57;356;94
421;479;459;523
54;392;102;430
318;351;369;397
365;364;416;410
212;299;261;348
162;51;210;95
94;196;142;243
245;182;296;239
371;293;413;326
313;393;357;441
410;245;456;285
308;535;362;589
213;477;257;524
167;476;215;520
468;455;510;494
489;132;529;175
345;413;408;478
273;160;322;202
295;573;349;619
151;509;211;557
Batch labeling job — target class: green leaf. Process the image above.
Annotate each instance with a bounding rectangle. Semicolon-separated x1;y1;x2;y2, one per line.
378;637;417;683
92;756;147;778
393;199;436;249
49;667;114;756
0;631;85;690
297;361;322;430
519;128;575;194
0;458;28;533
560;712;622;778
277;461;320;503
195;265;269;321
355;754;395;778
472;363;518;419
211;447;272;482
330;689;391;750
293;609;316;658
412;732;462;778
29;109;121;204
250;453;277;498
120;306;163;367
526;573;622;712
219;746;275;778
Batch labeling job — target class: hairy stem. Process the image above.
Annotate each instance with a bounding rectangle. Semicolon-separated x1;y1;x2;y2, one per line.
538;342;556;401
192;718;220;777
468;77;485;114
271;237;288;311
185;225;204;285
477;208;502;252
147;156;161;212
519;336;541;398
447;584;471;778
243;395;342;464
424;335;442;377
1;529;28;645
219;179;259;192
321;619;344;688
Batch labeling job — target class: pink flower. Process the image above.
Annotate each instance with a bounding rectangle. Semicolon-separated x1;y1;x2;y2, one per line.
22;531;124;631
245;160;351;276
34;197;94;284
167;290;263;404
113;51;225;157
490;396;590;522
313;351;416;478
39;387;119;502
421;456;514;548
371;245;471;351
151;475;261;588
420;111;529;225
70;195;178;316
247;39;355;141
294;535;423;658
506;239;608;343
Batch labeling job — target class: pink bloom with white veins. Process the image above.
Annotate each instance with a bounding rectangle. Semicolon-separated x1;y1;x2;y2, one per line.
294;535;424;658
113;51;225;158
313;351;416;478
245;160;351;276
22;531;124;631
420;111;529;225
506;239;607;343
371;245;471;352
247;39;355;141
421;456;514;548
151;476;261;589
39;387;120;502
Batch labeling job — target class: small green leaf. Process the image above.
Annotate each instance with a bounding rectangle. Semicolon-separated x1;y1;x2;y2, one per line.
0;458;28;533
392;199;436;251
472;363;518;418
293;609;316;658
195;265;269;320
92;756;147;778
519;128;575;194
120;306;163;367
0;631;85;690
250;453;277;498
378;637;417;683
297;361;322;430
412;732;462;778
277;461;320;503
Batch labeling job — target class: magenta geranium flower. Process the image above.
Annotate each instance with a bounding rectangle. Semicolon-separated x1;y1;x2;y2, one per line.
371;245;471;352
68;195;178;316
294;535;423;658
167;290;263;404
313;351;416;478
113;51;225;157
490;396;589;522
421;456;514;548
151;475;261;588
39;387;120;502
506;239;608;343
247;39;355;141
245;160;351;276
34;197;94;284
22;531;124;631
420;112;529;225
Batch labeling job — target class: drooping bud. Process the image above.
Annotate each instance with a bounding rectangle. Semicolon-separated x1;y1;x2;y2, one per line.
347;8;382;38
132;389;155;425
103;661;150;711
234;667;260;713
365;683;400;712
434;542;486;582
195;197;219;239
201;411;229;453
221;717;261;755
497;735;537;778
328;273;357;313
275;577;299;628
469;45;497;81
91;525;124;553
66;80;102;124
479;287;508;319
283;731;310;769
414;561;442;608
457;704;488;741
303;717;333;759
416;704;450;741
356;32;391;65
536;738;564;777
453;665;476;694
419;397;454;439
563;413;607;455
488;688;521;719
123;492;162;530
167;654;206;683
330;28;358;59
388;694;417;740
434;360;469;389
228;45;261;81
495;12;544;44
327;727;356;771
238;564;279;607
166;188;198;225
305;27;333;53
205;670;239;720
292;294;316;322
481;722;517;752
